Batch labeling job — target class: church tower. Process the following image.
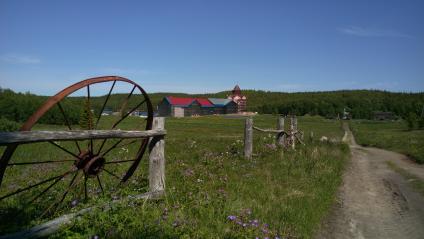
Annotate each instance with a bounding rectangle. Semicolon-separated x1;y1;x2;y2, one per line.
227;85;247;113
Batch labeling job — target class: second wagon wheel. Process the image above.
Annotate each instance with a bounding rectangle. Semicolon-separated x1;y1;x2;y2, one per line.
0;76;153;220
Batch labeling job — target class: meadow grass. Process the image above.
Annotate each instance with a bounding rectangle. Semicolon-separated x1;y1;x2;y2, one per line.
350;120;424;164
0;115;348;238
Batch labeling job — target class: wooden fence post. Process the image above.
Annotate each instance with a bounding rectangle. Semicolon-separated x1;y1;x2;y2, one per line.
293;116;298;131
244;118;253;159
277;116;285;146
290;116;295;150
148;117;165;195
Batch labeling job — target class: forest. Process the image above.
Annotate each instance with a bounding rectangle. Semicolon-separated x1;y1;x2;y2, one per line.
1;87;423;128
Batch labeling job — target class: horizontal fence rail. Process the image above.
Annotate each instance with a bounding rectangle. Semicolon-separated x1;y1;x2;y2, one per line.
252;126;286;134
0;129;167;146
244;116;305;159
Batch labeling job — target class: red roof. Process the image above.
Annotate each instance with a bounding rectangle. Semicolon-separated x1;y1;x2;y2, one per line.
195;98;214;107
166;96;213;107
166;96;194;106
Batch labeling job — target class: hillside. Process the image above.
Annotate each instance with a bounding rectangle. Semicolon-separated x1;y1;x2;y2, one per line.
1;87;423;125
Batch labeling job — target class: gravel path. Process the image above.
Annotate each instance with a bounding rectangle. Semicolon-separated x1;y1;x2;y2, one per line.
315;124;424;239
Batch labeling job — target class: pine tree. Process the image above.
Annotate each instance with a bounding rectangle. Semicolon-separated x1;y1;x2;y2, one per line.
79;99;94;130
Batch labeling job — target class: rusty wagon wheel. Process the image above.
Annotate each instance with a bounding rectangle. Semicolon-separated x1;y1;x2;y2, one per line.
0;76;153;219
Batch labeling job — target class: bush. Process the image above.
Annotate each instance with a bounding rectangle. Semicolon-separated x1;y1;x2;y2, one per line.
418;117;424;129
0;117;20;132
406;112;418;130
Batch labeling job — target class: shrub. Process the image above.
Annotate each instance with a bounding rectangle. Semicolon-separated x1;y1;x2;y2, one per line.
405;112;418;130
418;117;424;129
0;117;20;132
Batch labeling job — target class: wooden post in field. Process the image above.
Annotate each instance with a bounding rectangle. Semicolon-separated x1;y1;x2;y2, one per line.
294;115;298;131
290;116;295;150
148;117;166;195
277;116;285;147
244;118;253;159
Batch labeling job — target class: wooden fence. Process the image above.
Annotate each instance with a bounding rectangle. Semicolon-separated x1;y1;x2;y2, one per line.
244;115;304;159
0;117;167;239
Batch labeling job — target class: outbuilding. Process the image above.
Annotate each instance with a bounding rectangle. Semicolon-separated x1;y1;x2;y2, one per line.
208;98;238;114
157;96;215;117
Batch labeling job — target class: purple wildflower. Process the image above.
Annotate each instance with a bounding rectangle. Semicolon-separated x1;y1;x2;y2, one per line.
265;143;277;150
227;215;237;221
183;168;194;177
172;221;179;227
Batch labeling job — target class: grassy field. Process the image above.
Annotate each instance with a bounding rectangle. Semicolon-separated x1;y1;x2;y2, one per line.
0;115;348;238
350;120;424;164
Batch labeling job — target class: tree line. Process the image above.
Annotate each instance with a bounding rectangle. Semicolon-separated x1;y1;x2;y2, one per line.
1;87;423;128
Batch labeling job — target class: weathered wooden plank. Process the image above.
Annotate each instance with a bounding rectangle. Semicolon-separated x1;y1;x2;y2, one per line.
277;116;285;146
244;118;253;159
252;126;286;134
148;118;165;195
0;191;159;239
295;134;306;145
0;129;167;146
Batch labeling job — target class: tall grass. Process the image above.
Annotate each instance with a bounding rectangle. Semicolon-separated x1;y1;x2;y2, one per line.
1;115;348;238
350;120;424;164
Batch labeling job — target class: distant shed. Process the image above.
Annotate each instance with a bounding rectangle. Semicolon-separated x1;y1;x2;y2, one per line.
158;96;214;117
373;111;396;121
208;98;237;114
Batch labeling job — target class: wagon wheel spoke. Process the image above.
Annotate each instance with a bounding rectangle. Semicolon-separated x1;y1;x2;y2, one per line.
95;80;116;129
99;139;123;158
104;159;136;164
48;141;81;160
111;98;147;129
97;98;147;155
27;172;69;205
117;139;139;148
41;171;80;217
102;168;121;180
57;102;82;154
7;159;75;166
96;86;139;153
122;139;149;182
0;170;73;201
98;138;138;159
96;175;104;195
87;85;94;154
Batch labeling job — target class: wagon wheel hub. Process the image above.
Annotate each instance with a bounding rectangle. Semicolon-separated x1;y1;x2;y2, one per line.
76;151;105;177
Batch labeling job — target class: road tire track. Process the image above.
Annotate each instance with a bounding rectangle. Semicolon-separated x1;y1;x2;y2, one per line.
315;124;424;239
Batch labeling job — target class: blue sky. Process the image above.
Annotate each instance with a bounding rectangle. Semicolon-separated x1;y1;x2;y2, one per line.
0;0;423;95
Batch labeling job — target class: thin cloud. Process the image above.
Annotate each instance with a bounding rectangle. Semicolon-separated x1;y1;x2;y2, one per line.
338;26;413;38
0;54;41;64
97;67;152;75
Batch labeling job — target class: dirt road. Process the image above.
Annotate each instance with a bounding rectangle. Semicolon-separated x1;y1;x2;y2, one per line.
315;125;424;239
